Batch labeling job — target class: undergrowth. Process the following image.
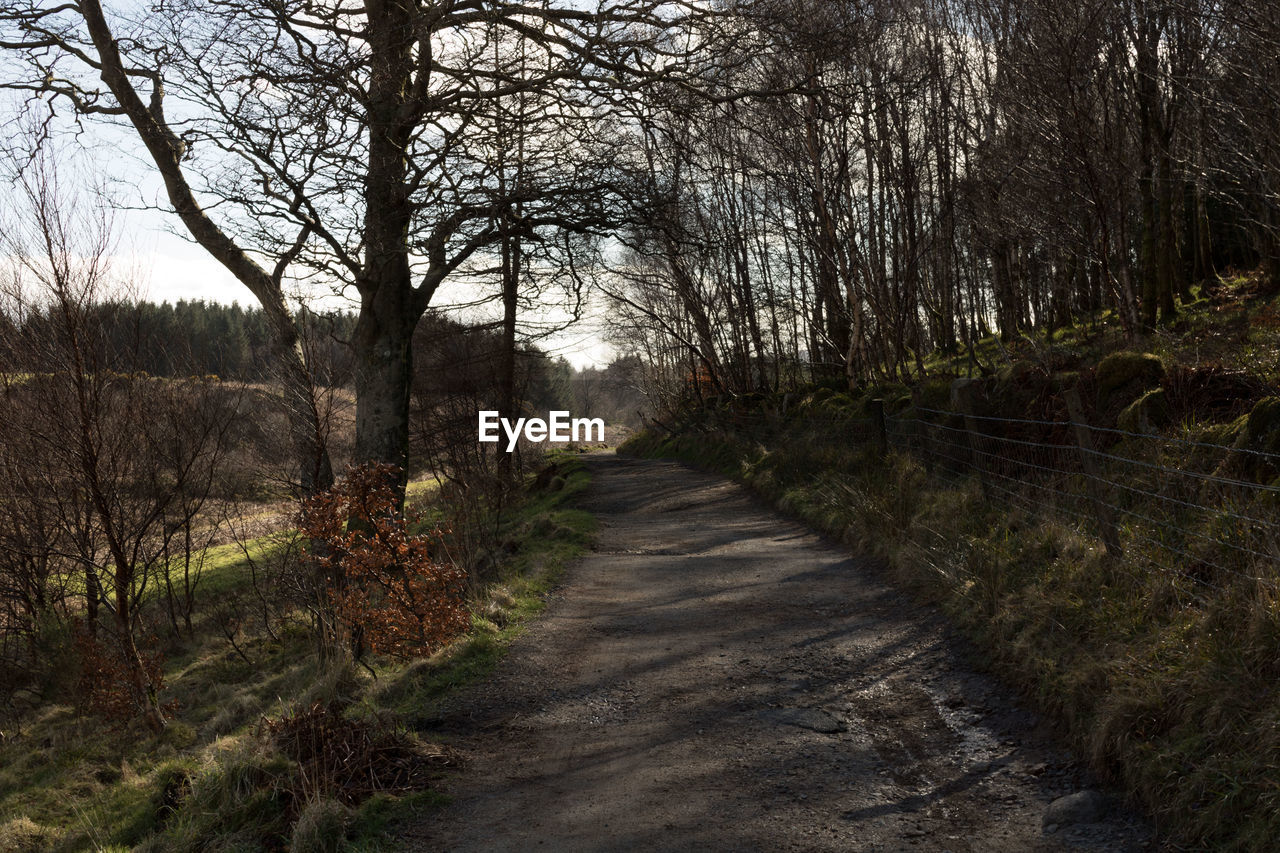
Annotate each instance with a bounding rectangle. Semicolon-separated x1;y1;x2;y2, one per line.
0;455;595;852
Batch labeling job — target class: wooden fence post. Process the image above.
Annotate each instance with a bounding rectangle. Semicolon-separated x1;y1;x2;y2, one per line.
911;388;933;474
870;398;887;455
951;379;991;499
1063;388;1123;559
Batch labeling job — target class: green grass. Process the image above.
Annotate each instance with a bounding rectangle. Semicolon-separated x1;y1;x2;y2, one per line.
183;536;285;599
405;477;439;502
0;627;330;850
0;456;596;852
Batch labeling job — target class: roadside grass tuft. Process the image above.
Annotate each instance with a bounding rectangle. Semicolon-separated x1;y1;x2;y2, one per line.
369;454;595;730
337;454;596;846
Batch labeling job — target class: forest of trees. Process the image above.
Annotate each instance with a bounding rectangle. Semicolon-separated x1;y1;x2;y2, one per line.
603;0;1280;395
0;299;350;381
0;295;642;423
6;0;1280;733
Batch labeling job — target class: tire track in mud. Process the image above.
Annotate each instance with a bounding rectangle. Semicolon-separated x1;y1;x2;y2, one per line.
399;455;1153;852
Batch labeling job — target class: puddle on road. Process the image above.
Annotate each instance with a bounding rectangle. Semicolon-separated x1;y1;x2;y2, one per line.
923;683;1008;771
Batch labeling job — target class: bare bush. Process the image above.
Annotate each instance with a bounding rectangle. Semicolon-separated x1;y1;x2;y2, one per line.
301;464;470;661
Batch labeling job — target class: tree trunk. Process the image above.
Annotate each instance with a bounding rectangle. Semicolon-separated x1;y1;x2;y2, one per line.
1140;160;1159;331
84;566;100;638
1156;151;1180;321
352;306;415;501
356;0;422;502
116;608;165;732
500;228;521;420
1194;179;1213;282
273;331;335;498
991;243;1019;340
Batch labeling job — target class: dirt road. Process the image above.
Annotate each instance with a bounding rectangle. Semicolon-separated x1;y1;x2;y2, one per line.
400;455;1153;851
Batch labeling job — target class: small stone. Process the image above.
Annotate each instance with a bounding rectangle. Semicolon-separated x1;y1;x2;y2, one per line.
1045;824;1058;835
1043;790;1108;828
761;707;847;734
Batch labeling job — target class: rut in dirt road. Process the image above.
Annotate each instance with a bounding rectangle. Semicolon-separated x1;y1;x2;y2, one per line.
400;455;1153;852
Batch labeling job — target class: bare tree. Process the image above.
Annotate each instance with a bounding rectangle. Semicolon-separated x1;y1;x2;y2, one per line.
601;0;1280;402
0;155;236;728
0;0;736;502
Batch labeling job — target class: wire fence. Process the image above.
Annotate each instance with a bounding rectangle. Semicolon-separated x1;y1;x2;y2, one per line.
691;398;1280;600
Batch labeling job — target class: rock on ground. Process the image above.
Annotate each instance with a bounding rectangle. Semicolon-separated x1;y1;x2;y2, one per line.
1044;790;1110;829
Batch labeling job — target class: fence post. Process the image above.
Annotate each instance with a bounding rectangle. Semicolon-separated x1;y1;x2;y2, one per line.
951;379;991;499
1063;388;1123;559
911;388;933;474
870;398;887;455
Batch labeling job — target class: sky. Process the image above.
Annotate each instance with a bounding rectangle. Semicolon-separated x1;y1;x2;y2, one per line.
0;11;622;372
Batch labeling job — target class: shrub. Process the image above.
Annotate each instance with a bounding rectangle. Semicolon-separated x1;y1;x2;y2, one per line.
264;701;443;804
72;625;175;726
0;816;57;853
302;464;471;660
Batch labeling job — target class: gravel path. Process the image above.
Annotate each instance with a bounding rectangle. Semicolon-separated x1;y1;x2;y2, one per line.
398;454;1154;852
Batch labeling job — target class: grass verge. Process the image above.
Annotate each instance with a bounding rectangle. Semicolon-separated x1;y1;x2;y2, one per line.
0;455;595;853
